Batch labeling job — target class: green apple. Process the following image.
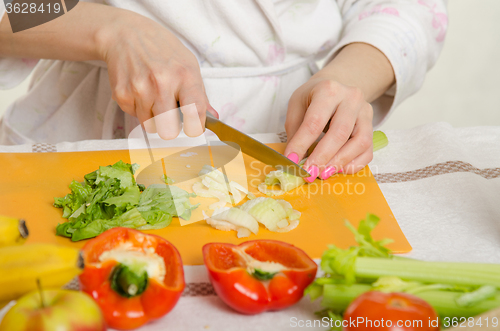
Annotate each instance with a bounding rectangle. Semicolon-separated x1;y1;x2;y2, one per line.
0;289;106;331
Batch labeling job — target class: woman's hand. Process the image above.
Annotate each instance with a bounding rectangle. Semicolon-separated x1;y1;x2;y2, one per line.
0;3;217;139
285;78;373;181
284;43;395;182
97;10;217;138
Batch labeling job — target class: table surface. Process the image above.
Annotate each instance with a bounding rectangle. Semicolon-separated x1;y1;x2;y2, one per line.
1;122;500;330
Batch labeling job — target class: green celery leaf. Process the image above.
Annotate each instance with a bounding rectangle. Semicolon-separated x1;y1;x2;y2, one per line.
344;213;392;258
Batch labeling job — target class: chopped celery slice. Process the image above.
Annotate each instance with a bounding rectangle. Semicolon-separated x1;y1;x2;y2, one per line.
373;130;388;152
193;166;249;208
205;197;301;237
206;207;259;235
259;170;306;197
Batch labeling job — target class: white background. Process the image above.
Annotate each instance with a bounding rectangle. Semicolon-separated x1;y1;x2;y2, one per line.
1;0;499;130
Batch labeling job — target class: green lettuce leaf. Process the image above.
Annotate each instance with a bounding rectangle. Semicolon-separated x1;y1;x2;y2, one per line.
54;161;198;241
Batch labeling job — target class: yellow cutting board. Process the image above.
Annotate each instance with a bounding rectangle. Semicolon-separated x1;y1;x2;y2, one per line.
0;143;411;265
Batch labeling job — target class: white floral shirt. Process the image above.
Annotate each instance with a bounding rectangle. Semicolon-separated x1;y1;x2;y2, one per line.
0;0;448;144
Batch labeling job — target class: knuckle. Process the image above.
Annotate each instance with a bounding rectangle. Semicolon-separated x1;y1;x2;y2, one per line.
333;123;352;143
318;80;340;96
304;114;325;135
358;134;373;150
150;69;169;91
131;79;149;96
112;88;131;104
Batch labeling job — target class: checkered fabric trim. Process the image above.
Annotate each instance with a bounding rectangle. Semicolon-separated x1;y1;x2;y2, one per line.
62;277;216;297
374;160;500;184
32;143;57;153
277;132;287;143
62;277;80;291
182;282;216;297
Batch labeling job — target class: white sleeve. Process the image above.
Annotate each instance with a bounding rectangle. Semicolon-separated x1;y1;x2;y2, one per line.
0;2;40;90
328;0;448;127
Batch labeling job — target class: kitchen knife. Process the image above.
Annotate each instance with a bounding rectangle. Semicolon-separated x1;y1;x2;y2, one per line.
205;113;310;178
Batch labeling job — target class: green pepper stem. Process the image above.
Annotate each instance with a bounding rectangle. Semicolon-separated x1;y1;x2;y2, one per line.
110;264;148;298
252;268;277;281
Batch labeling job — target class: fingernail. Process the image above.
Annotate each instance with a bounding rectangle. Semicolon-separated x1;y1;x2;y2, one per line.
320;166;336;180
208;105;219;119
337;168;343;173
305;166;319;183
287;152;299;164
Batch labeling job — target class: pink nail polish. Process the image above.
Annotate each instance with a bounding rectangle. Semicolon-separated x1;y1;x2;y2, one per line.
337;168;343;173
287;152;299;164
305;166;319;183
320;166;336;180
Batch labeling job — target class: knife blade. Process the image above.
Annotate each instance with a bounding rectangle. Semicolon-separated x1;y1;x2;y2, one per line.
205;113;310;178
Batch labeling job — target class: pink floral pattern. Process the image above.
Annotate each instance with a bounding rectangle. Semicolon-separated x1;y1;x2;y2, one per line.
260;75;280;87
418;0;448;42
359;5;399;20
266;44;285;65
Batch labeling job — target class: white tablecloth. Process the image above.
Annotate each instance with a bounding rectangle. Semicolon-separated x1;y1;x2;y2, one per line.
1;122;500;330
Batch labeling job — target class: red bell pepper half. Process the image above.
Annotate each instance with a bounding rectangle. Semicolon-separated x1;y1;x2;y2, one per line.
203;240;318;314
79;227;185;330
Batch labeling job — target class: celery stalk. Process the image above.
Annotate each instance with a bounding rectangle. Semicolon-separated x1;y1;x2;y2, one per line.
321;284;371;312
319;284;500;319
353;257;500;288
372;131;388;151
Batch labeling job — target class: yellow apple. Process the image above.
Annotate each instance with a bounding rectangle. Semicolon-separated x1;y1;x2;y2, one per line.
0;289;106;331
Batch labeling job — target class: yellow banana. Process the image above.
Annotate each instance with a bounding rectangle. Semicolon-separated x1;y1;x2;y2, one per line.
0;216;29;247
0;244;81;304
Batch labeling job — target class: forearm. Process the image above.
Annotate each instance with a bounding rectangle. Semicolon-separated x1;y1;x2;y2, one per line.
0;2;138;61
316;43;395;103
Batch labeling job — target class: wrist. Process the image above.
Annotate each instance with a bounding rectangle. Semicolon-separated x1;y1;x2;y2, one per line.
316;43;395;103
94;8;145;62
